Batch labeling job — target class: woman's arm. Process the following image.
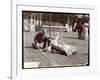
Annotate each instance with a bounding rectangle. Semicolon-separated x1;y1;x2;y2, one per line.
55;32;59;42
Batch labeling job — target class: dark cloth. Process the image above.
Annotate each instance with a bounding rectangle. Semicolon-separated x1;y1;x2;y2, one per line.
33;31;45;49
34;32;45;43
42;37;51;49
77;26;83;32
76;22;83;39
77;22;83;32
34;31;51;49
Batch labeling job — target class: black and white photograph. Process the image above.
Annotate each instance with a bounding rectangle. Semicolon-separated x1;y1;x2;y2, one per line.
22;11;89;69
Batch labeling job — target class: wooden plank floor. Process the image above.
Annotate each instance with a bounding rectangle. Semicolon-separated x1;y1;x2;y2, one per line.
23;31;89;68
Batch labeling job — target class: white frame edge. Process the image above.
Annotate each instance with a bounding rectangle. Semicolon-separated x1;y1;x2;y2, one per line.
12;2;97;80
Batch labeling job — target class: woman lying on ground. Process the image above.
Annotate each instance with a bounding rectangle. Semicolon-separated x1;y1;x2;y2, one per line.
47;32;77;56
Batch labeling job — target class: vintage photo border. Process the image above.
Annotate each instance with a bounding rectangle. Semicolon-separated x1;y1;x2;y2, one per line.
11;2;97;80
22;11;90;69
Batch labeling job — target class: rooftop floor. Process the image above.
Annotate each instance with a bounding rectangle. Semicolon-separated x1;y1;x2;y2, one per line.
23;31;89;68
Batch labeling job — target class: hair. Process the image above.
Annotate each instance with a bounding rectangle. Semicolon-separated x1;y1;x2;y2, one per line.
42;29;47;33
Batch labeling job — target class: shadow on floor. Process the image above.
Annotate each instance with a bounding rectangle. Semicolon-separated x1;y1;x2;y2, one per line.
24;46;33;48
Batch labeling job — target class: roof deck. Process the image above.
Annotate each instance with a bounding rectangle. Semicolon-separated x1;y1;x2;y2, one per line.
23;31;89;68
